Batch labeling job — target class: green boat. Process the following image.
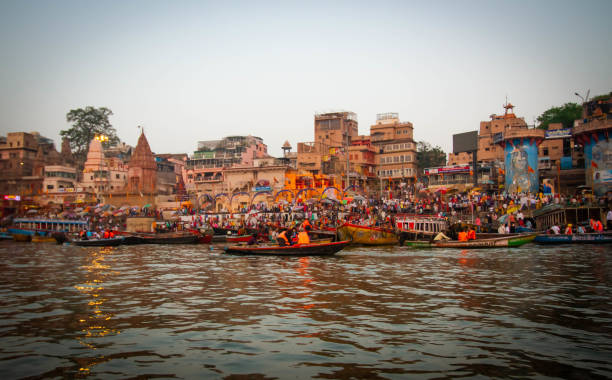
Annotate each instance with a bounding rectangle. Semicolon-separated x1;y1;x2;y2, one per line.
404;233;537;248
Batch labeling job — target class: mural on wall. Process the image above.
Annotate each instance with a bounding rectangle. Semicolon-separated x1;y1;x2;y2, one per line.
584;133;612;197
504;139;539;193
542;178;555;195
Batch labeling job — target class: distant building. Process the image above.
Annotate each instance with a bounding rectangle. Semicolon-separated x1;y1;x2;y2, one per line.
80;137;128;194
370;113;417;190
127;131;157;194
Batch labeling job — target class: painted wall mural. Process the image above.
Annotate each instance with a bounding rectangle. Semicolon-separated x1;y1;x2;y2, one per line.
504;138;539;193
583;132;612;197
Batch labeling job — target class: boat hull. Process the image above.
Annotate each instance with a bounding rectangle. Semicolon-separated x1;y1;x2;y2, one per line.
74;237;124;247
337;223;398;245
404;233;537;248
224;240;351;256
226;234;253;243
534;233;612;244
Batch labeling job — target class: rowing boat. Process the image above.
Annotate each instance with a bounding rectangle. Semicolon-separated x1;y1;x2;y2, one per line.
74;237;124;247
534;233;612;244
403;233;537;248
224;240;351;256
337;223;398;245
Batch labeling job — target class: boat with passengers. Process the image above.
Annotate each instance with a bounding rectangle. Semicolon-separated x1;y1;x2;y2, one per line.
8;218;88;239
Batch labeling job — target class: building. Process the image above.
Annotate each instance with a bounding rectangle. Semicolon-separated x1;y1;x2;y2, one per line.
370;113;417;191
80;137;128;194
127;131;157;194
184;135;269;192
573;93;612;197
347;135;377;190
43;165;78;193
0;132;67;196
297;111;359;188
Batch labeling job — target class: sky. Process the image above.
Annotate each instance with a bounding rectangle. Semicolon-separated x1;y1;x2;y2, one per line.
1;0;611;157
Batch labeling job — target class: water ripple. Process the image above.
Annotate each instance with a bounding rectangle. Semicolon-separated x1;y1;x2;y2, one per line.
0;242;611;378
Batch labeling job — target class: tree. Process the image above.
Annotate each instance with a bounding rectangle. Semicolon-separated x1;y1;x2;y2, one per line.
416;141;446;174
60;107;120;164
536;102;582;130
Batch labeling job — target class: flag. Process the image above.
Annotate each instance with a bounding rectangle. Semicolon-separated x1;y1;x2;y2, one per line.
273;177;279;183
498;168;505;175
527;166;535;174
591;160;598;168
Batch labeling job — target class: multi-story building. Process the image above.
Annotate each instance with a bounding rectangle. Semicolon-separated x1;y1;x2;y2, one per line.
370;113;417;190
0;132;67;195
184;135;270;193
43;165;78;192
347;135;377;190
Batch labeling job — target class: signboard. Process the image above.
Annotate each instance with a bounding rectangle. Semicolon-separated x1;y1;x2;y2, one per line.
545;128;572;139
255;186;271;192
424;165;471;175
3;195;21;201
453;131;478;153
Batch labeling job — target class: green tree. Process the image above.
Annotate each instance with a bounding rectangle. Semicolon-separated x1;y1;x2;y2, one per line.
416;141;446;174
60;107;120;164
536;102;582;130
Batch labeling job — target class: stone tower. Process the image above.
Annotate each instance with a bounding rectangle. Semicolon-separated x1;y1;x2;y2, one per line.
127;131;157;194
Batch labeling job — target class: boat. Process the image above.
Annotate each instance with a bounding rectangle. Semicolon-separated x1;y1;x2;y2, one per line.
120;231;200;245
337;223;398;245
73;237;125;247
534;233;612;244
31;235;57;243
0;232;13;240
403;233;537;248
9;218;88;236
12;233;32;242
226;234;254;243
224;240;351;256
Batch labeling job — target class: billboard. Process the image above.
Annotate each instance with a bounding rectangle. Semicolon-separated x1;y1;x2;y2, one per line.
504;138;539;193
584;131;612;197
453;131;478;153
545;128;572;139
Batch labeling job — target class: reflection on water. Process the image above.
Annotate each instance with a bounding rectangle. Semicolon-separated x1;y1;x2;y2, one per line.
0;242;611;379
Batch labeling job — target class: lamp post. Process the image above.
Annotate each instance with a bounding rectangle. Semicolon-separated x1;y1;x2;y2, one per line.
574;90;590;103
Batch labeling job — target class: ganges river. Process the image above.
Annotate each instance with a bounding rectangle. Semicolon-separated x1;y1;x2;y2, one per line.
1;241;611;379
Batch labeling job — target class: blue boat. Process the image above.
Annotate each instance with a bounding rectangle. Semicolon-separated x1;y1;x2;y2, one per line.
534;233;612;244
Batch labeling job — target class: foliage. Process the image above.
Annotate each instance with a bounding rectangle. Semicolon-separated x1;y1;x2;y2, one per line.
60;107;120;163
536;103;582;130
416;141;446;174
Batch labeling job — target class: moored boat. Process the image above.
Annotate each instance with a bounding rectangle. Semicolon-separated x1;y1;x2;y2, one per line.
31;235;57;243
404;233;537;248
74;237;124;247
224;240;351;256
226;234;253;243
534;233;612;244
337;223;398;245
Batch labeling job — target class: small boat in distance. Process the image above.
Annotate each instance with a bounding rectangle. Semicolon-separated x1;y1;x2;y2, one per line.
224;240;351;256
74;237;124;247
404;233;537;248
534;233;612;244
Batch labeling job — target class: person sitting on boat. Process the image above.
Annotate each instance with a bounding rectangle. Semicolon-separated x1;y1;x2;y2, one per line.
550;224;561;234
564;224;573;235
297;227;310;245
594;219;604;232
302;219;312;231
458;229;468;242
577;225;586;234
289;228;299;245
433;232;451;241
277;229;290;246
467;228;476;240
103;230;110;239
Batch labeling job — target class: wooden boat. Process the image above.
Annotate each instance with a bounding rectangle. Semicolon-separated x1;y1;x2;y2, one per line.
0;232;13;240
74;237;124;247
337;223;398;245
31;235;56;243
12;233;32;242
226;234;253;243
224;240;351;256
404;233;537;248
121;232;200;245
534;233;612;244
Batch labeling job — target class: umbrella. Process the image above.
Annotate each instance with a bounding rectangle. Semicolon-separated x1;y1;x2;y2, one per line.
119;205;129;210
498;214;509;224
26;209;38;214
74;207;83;212
353;195;366;202
143;204;152;208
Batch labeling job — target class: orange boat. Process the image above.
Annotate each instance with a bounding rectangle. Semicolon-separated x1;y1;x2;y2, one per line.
337;223;398;245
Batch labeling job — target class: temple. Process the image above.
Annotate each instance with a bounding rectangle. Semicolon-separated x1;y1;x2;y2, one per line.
127;131;157;194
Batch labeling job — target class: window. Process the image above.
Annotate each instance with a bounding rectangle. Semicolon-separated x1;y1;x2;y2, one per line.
543;148;549;156
116;174;120;179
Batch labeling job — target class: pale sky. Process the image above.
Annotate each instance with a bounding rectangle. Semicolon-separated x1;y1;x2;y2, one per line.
1;0;611;157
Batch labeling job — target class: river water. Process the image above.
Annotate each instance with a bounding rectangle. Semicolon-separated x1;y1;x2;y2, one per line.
0;241;611;379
